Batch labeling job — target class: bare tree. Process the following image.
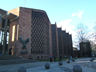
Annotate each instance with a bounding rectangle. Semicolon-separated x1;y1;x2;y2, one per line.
90;25;96;55
76;23;89;43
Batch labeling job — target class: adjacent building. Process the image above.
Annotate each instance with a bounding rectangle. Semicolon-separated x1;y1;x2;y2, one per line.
80;41;91;57
0;9;9;54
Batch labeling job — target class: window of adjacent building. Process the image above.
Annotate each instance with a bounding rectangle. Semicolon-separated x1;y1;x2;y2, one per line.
12;46;14;55
16;25;19;40
7;32;9;44
12;25;16;42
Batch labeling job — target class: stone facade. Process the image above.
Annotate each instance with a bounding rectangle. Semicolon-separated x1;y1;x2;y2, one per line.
56;28;73;59
8;7;51;60
61;30;73;58
0;7;73;60
51;24;59;59
57;28;63;59
51;24;73;59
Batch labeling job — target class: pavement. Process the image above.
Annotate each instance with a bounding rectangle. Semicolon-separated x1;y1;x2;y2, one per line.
0;58;96;72
27;62;72;72
27;61;96;72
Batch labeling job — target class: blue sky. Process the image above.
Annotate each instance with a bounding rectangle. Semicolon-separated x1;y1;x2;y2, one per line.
0;0;96;46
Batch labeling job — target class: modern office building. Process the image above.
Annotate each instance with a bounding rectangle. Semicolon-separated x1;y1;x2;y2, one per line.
57;28;63;58
0;9;6;45
0;7;73;60
61;31;73;58
51;26;73;59
0;9;6;16
8;7;52;60
68;34;73;56
0;9;9;54
51;24;59;59
62;31;67;57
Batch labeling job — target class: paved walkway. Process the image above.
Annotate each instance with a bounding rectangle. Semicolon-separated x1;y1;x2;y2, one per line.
27;61;96;72
27;62;72;72
0;62;46;72
0;58;96;72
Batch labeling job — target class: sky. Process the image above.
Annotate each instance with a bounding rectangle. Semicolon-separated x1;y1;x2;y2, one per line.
0;0;96;47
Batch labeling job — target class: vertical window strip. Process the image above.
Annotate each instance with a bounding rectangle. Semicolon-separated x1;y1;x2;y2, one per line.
12;25;15;42
16;25;19;40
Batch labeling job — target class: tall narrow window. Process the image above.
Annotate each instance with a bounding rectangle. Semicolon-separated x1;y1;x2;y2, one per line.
12;46;14;55
12;25;15;42
16;25;19;40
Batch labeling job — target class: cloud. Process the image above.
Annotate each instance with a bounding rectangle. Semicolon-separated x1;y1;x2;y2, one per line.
57;10;84;47
57;19;75;34
57;19;78;47
72;11;84;19
57;19;72;28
